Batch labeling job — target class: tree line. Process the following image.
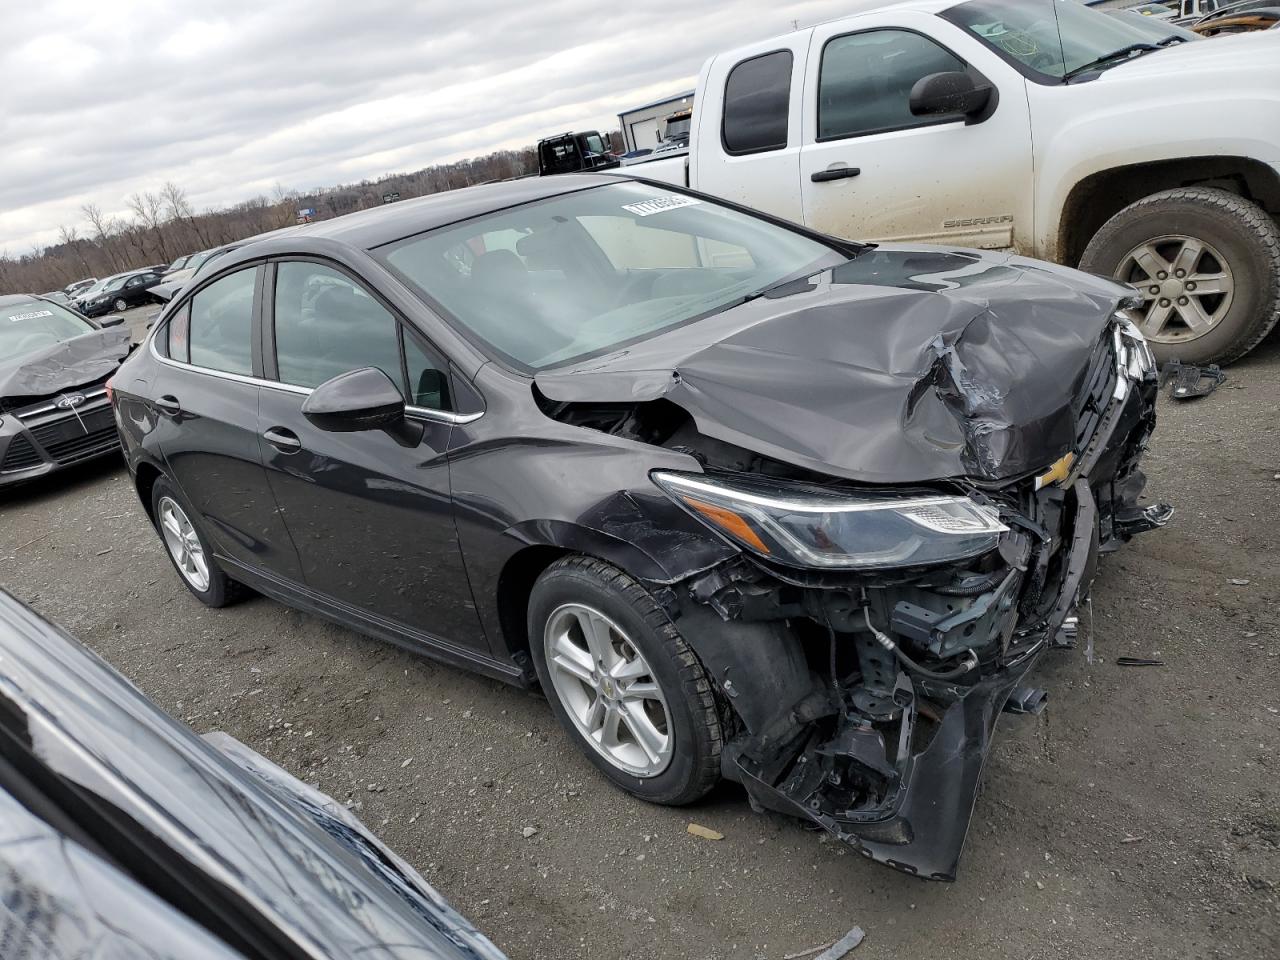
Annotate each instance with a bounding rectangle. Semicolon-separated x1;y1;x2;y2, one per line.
0;142;554;296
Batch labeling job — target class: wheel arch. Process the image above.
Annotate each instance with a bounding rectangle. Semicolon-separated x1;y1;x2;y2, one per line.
490;519;735;667
133;458;164;523
1055;156;1280;266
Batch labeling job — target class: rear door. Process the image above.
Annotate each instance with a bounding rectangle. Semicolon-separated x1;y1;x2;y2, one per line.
692;35;808;222
255;258;487;654
150;264;304;581
797;12;1034;251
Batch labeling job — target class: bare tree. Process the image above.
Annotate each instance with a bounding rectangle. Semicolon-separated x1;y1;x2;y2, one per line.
81;203;121;272
162;181;212;249
127;191;170;262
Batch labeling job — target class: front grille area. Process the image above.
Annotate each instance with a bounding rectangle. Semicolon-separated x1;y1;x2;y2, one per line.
1;436;42;472
26;406;119;466
1073;334;1119;453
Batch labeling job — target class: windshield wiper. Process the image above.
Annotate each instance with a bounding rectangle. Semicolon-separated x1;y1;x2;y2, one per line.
1062;43;1159;83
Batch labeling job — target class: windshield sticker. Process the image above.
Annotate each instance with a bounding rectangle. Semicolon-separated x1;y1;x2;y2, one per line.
623;195;702;217
8;310;54;322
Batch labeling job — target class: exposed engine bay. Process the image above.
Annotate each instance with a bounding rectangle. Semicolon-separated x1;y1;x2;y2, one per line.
539;315;1170;880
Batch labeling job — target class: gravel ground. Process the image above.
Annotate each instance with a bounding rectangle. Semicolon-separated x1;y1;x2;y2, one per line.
2;305;1277;959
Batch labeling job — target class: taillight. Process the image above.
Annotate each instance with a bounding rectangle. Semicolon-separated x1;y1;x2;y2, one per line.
105;377;115;403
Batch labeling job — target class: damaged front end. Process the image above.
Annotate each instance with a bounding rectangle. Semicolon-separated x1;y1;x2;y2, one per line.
649;317;1168;881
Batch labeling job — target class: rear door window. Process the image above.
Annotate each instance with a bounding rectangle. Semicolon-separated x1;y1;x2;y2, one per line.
722;50;793;154
188;267;257;375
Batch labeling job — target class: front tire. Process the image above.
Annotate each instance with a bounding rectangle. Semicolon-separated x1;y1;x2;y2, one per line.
113;297;128;312
1079;187;1280;365
528;556;722;806
151;476;249;608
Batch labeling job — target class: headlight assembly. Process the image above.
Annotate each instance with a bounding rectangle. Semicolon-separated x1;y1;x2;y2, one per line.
652;471;1007;570
1116;312;1155;378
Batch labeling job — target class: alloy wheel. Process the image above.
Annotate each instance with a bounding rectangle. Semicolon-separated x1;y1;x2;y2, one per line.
1114;235;1235;344
157;496;210;592
543;603;672;777
114;298;128;312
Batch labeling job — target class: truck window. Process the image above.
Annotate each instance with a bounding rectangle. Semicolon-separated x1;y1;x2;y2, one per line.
722;50;793;155
818;30;968;141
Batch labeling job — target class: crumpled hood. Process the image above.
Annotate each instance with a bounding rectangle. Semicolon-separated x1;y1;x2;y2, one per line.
536;247;1133;485
0;327;132;403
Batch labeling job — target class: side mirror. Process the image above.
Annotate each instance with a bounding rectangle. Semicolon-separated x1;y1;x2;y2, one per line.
98;315;126;328
302;366;423;448
909;71;994;122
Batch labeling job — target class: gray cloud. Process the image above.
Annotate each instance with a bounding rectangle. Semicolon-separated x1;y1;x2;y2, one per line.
1;0;851;252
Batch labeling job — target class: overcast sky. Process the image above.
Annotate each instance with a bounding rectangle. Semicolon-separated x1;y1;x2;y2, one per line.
1;0;855;255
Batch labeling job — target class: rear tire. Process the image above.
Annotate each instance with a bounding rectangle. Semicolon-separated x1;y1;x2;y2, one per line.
1079;187;1280;365
528;556;721;806
150;476;249;608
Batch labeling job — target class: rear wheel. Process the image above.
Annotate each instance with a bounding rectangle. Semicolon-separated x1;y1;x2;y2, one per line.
1079;187;1280;365
151;476;249;607
528;556;721;805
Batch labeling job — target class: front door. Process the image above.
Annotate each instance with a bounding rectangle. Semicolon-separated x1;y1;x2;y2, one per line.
797;14;1033;252
151;264;303;580
256;259;486;654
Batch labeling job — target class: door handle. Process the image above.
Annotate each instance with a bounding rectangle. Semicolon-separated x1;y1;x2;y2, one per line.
155;395;181;415
811;165;862;183
262;426;302;453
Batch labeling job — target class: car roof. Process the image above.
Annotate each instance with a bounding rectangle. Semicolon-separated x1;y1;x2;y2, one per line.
246;173;622;253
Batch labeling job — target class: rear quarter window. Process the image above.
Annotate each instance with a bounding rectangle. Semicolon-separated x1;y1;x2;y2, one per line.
722;50;793;155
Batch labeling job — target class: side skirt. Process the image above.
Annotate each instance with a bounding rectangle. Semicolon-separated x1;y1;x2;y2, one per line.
218;555;532;687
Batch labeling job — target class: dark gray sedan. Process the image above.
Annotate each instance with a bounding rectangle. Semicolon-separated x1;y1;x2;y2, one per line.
111;173;1169;880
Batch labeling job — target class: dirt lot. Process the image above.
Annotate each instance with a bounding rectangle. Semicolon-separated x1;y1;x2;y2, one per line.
2;305;1277;959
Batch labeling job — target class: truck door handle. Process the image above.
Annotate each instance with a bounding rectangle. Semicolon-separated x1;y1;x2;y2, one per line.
811;166;861;183
263;426;302;453
155;395;181;415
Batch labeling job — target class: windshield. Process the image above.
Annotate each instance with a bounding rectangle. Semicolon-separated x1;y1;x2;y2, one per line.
184;249;218;273
379;182;844;371
0;300;95;359
942;0;1166;81
104;275;129;292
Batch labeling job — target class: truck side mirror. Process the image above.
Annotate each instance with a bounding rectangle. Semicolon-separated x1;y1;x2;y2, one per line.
909;71;995;123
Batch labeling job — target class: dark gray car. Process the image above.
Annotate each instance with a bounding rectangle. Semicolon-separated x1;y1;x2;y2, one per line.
111;174;1169;880
0;590;507;959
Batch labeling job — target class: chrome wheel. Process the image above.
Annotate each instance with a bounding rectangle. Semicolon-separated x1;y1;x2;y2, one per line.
158;496;210;592
543;603;672;778
1115;235;1235;344
113;298;128;312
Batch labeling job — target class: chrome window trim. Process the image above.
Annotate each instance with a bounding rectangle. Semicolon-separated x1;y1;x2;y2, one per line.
147;333;482;424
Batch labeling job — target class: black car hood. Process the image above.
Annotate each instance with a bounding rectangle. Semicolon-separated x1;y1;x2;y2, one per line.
536;247;1134;484
0;593;507;960
0;327;132;403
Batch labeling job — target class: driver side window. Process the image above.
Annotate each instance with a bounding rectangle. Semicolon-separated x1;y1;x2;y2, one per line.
818;30;968;141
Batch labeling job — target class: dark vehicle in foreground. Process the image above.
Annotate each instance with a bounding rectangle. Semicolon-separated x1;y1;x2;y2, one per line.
77;267;165;317
0;295;131;486
112;174;1169;880
537;131;619;175
0;591;507;960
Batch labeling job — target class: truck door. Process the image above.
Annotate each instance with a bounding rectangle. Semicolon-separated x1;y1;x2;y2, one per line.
692;33;808;223
797;11;1034;252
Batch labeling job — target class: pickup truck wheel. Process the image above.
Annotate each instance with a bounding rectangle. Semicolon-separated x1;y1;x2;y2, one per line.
1080;187;1280;365
528;556;722;806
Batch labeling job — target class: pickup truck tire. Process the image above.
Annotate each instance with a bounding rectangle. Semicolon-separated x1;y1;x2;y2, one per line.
1080;187;1280;366
528;556;722;806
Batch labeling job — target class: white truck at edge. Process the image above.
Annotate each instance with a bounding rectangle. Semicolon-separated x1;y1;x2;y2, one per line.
638;0;1280;364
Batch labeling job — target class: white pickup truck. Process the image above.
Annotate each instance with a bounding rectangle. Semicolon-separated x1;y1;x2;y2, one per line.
637;0;1280;364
